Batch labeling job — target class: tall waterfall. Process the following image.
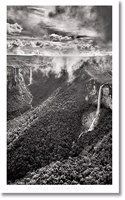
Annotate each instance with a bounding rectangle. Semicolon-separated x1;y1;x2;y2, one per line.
88;84;104;132
29;67;32;85
96;84;104;115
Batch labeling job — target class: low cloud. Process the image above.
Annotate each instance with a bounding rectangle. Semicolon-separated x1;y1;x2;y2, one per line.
49;33;71;41
7;23;23;35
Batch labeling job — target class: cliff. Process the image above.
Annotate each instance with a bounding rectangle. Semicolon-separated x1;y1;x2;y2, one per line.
7;66;32;120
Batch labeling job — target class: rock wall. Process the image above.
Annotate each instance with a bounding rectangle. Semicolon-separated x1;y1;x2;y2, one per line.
7;66;32;120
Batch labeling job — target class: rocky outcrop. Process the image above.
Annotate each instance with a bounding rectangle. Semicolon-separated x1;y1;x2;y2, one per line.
102;85;112;109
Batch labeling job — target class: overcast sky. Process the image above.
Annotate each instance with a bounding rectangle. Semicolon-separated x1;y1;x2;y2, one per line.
7;6;112;41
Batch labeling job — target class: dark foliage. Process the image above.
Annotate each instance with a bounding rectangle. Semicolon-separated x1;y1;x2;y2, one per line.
11;132;112;185
7;57;112;184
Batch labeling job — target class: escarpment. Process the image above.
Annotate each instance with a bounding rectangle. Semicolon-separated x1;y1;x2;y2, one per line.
7;66;32;120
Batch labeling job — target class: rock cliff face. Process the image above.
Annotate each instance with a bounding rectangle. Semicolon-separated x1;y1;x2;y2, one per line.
7;66;32;120
102;85;112;109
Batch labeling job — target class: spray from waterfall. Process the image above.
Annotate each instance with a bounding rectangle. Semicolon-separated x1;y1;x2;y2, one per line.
31;56;83;82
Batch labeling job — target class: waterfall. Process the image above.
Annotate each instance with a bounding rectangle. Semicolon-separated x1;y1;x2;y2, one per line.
77;83;111;141
88;84;104;132
29;67;33;85
96;84;104;115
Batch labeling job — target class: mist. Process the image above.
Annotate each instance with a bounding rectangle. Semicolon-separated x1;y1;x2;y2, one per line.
30;56;83;83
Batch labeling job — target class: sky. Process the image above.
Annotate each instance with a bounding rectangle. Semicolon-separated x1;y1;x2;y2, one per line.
7;6;112;42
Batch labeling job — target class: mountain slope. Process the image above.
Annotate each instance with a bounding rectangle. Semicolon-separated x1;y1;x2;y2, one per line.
11;132;112;185
7;67;112;183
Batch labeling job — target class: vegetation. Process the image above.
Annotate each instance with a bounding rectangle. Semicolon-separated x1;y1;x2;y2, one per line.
7;55;112;184
10;132;112;185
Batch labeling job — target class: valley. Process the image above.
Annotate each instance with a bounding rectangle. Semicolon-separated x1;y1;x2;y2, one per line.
7;54;112;184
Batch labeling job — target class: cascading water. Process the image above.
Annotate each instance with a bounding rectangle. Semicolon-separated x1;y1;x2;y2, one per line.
87;84;104;132
29;67;33;85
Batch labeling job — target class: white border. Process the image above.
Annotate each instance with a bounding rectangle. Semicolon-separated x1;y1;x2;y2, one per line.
0;0;119;194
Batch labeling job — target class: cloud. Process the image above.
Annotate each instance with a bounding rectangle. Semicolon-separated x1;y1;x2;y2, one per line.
48;6;65;17
7;6;112;41
7;6;47;37
49;33;71;41
47;6;112;41
7;23;23;35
